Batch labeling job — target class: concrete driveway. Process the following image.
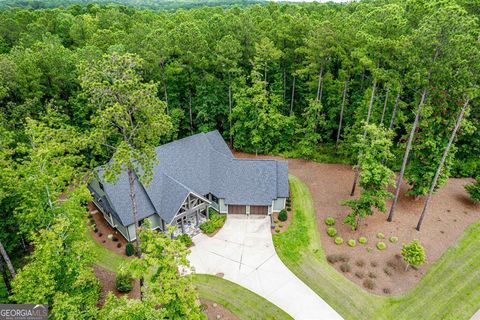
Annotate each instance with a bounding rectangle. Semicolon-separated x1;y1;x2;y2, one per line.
188;215;343;320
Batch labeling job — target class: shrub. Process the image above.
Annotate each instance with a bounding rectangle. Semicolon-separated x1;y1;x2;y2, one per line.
383;268;393;276
368;272;377;279
376;232;385;239
278;210;288;222
363;279;375;290
112;236;119;242
401;240;426;271
334;237;344;245
355;271;365;279
326;227;337;237
286;207;292;212
177;234;193;247
348;239;356;247
370;261;378;267
98;232;103;237
327;254;349;264
116;270;133;292
125;243;135;257
376;242;386;250
355;260;365;267
93;228;98;233
275;228;280;233
200;212;227;235
339;263;351;273
324;217;335;226
117;242;122;248
465;177;480;203
358;236;367;244
366;247;373;253
383;288;391;294
389;236;398;243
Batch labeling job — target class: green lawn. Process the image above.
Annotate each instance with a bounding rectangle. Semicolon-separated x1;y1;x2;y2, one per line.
193;274;293;320
273;175;480;320
87;230;128;272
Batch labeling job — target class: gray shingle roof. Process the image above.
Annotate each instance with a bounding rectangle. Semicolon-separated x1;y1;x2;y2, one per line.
92;130;289;226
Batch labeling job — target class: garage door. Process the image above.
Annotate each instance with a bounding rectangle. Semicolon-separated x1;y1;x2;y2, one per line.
228;205;246;214
250;205;268;215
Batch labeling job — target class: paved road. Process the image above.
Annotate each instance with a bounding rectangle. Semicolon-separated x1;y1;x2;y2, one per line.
188;215;343;320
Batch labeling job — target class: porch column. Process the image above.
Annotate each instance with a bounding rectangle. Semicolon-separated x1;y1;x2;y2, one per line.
206;207;210;220
180;218;185;234
195;209;199;226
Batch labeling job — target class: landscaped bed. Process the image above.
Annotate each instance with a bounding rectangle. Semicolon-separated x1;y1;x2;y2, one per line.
273;174;480;320
235;151;480;295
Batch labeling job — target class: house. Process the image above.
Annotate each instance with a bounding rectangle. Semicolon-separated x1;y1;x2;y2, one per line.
88;130;289;242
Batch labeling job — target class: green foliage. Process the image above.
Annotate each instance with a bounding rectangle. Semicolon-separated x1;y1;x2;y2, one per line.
278;209;288;222
125;243;135;257
326;227;337;237
12;189;100;319
342;124;395;230
115;268;133;293
377;233;385;239
401;240;426;269
200;212;226;235
358;237;368;244
324;216;335;226
376;242;386;250
348;239;356;247
176;234;193;248
389;236;398;243
465;177;480;203
334;237;344;245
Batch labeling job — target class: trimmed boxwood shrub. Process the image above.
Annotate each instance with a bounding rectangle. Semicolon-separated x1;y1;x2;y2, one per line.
278;209;288;222
376;242;387;250
358;236;367;244
125;242;135;257
324;217;335;226
177;234;193;247
389;236;398;243
334;237;344;245
348;239;356;247
377;232;385;239
326;227;337;237
116;270;133;292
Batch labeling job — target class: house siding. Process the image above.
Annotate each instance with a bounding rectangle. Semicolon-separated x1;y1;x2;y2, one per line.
219;198;227;213
273;198;286;212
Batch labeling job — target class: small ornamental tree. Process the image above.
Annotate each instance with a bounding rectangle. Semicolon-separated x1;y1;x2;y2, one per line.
401;240;426;271
342;124;395;230
465;177;480;203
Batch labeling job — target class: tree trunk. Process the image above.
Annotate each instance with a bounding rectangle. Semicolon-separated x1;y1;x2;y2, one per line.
161;62;169;114
381;87;389;124
416;99;470;231
387;87;428;221
388;49;439;222
228;84;232;146
351;78;377;196
283;67;286;101
127;169;142;257
0;258;12;294
316;64;324;103
389;91;401;130
0;241;15;278
290;75;296;115
336;78;349;150
189;82;193;134
264;64;267;83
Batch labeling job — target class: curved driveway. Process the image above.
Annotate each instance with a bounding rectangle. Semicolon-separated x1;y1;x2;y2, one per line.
188;214;343;320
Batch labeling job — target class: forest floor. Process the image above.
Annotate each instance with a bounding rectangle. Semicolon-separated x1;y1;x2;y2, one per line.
235;151;479;296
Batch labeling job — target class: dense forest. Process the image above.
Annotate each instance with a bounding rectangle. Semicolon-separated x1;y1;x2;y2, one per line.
0;0;479;317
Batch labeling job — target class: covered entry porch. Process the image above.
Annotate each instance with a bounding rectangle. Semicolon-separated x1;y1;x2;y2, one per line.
172;193;211;237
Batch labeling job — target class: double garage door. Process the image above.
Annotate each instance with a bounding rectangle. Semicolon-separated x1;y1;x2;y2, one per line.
228;205;268;215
